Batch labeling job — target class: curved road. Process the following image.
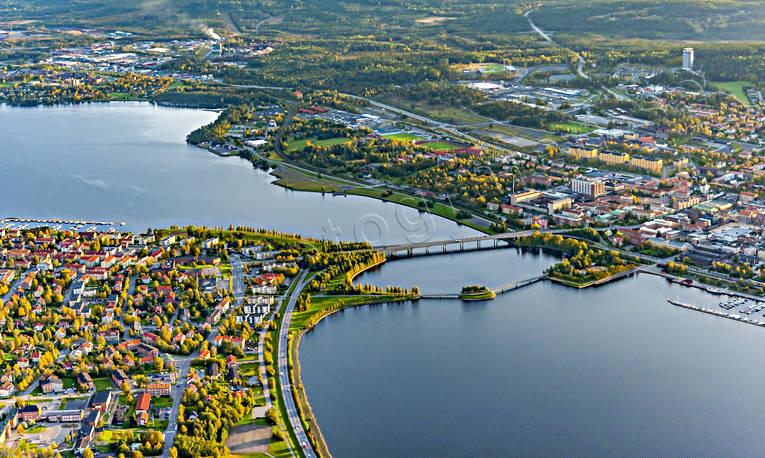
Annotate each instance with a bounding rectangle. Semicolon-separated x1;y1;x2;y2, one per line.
525;11;589;80
277;271;316;457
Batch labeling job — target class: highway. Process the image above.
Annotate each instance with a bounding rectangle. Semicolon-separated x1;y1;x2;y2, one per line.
253;272;300;457
276;271;316;457
342;93;512;153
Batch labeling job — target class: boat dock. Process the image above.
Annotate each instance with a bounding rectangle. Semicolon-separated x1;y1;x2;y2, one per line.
1;217;124;226
642;267;765;304
0;217;125;232
667;298;765;329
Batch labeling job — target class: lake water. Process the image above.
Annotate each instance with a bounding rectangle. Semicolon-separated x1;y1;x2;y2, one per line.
355;247;561;294
301;256;765;457
7;102;764;457
0;102;478;244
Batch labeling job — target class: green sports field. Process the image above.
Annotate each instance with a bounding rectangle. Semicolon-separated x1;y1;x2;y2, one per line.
419;141;462;151
383;132;425;142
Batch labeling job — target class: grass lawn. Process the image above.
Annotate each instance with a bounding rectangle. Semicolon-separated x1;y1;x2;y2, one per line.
270;165;345;193
25;425;47;434
711;81;751;106
119;394;137;422
98;429;126;444
150;419;169;430
234;415;256;426
240;363;258;377
285;136;351;152
289;295;408;332
152;396;173;408
347;187;489;232
382;132;425;142
459;291;496;301
268;433;294;458
549;122;595;134
109;92;140;101
93;377;113;391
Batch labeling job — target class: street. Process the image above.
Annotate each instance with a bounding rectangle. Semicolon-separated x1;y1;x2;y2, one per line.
276;271;315;457
160;252;246;458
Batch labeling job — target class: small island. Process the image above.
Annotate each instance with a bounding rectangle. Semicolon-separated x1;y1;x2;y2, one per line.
459;285;496;301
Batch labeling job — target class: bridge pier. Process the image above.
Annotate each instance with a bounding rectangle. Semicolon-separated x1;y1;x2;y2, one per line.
425;246;430;255
407;248;413;257
459;241;464;251
442;244;446;253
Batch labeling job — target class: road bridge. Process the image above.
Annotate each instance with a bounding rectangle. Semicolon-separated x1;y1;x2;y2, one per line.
371;224;642;259
374;229;566;257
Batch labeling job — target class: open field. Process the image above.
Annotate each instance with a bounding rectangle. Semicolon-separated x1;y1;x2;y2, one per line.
382;132;425;142
226;423;272;455
269;165;345;193
285;136;351;152
376;94;489;125
550;122;595;134
93;377;112;391
711;81;751;106
476;130;540;148
347;187;491;231
426;107;490;124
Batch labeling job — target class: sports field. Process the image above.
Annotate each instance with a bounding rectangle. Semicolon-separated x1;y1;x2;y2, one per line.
419;141;461;150
383;132;425;142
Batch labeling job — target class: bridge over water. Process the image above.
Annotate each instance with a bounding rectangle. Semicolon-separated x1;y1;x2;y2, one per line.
419;274;548;300
373;229;568;257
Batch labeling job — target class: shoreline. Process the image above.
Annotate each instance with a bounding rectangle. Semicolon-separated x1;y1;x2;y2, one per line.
273;172;494;234
189;138;496;235
290;293;416;457
288;258;413;457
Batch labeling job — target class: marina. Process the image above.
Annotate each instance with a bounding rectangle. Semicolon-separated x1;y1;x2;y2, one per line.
0;218;124;233
668;298;765;328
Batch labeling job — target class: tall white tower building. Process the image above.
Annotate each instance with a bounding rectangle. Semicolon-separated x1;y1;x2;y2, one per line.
682;48;694;70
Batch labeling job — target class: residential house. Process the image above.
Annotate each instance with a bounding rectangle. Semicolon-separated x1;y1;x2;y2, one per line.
41;375;65;394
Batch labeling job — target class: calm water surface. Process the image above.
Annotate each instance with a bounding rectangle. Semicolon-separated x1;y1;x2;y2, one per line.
302;257;765;457
7;102;761;457
356;247;561;294
0;102;478;244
